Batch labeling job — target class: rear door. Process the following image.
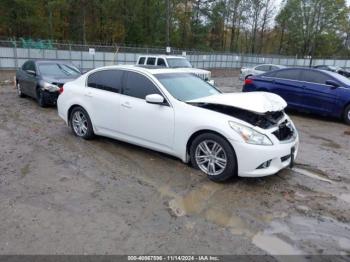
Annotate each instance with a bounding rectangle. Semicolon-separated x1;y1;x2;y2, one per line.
146;57;156;66
85;69;124;134
271;69;303;108
299;70;339;114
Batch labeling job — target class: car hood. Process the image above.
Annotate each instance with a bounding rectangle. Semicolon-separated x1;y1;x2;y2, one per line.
42;75;80;84
188;92;287;114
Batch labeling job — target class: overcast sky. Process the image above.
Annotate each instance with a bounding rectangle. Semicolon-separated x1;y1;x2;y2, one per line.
274;0;350;11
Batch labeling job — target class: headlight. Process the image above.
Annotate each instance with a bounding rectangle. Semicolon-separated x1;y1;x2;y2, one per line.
41;82;60;92
229;121;273;145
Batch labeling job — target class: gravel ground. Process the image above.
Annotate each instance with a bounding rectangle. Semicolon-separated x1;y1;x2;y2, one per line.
0;75;350;256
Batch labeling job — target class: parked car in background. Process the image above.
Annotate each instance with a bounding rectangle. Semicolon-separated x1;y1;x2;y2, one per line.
16;60;81;107
240;64;285;80
58;65;298;181
136;55;214;84
313;65;350;78
243;67;350;125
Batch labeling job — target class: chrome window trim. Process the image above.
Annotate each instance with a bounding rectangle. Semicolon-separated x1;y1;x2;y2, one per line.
85;68;173;108
261;75;347;88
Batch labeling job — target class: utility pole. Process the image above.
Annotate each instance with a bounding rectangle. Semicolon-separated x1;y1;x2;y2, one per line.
166;0;170;47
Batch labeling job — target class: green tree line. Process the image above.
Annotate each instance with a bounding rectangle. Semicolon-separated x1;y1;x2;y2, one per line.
0;0;349;57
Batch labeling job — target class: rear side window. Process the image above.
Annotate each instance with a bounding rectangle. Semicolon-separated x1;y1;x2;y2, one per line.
255;65;270;72
262;71;276;77
87;70;123;93
274;69;301;80
123;72;160;99
157;58;166;67
146;57;156;65
301;70;331;85
138;57;145;65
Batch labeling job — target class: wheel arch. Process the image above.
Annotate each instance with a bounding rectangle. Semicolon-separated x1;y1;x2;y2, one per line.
67;104;88;125
185;129;238;168
342;101;350;118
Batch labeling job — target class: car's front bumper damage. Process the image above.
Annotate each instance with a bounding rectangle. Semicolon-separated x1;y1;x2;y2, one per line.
230;136;299;177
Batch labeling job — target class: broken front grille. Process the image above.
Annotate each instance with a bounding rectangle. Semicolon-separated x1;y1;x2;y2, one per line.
273;120;294;141
191;103;286;129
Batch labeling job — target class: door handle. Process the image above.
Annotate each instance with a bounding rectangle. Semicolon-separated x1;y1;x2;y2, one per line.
84;92;93;98
121;103;132;109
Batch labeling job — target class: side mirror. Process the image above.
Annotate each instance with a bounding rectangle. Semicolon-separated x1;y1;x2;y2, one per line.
207;80;215;86
145;94;165;105
325;80;339;89
26;70;36;76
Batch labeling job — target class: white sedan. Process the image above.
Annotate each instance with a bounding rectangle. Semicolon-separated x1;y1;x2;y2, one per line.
57;65;299;182
240;64;285;80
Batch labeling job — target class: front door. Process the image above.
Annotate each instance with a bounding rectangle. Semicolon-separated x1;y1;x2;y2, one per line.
300;70;338;114
118;71;174;152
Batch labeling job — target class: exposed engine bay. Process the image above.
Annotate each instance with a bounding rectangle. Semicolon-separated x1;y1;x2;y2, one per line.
189;102;285;129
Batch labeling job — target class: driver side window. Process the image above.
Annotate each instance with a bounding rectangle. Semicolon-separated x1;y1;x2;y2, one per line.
22;61;36;72
123;72;161;99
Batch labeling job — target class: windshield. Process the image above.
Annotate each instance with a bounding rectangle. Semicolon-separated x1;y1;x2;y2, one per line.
38;63;81;77
167;58;192;68
326;71;350;86
328;66;342;71
155;73;220;101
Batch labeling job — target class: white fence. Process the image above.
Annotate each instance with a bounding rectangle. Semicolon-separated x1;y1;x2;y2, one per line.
1;42;350;70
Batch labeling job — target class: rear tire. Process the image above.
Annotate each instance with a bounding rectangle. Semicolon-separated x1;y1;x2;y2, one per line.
16;82;25;98
69;107;95;140
343;104;350;125
190;133;237;182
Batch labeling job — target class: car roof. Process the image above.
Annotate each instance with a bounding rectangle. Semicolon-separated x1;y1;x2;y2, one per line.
138;55;187;59
87;64;193;75
255;64;285;67
28;59;77;65
259;66;350;86
261;66;340;78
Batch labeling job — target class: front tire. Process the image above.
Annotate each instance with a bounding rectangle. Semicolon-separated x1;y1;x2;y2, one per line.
16;82;25;98
190;133;237;182
69;107;95;139
343;104;350;125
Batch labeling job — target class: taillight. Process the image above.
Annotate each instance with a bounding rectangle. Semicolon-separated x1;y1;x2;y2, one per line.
59;86;64;94
244;78;253;85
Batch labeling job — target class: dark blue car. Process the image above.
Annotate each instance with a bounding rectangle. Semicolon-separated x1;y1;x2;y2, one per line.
242;67;350;125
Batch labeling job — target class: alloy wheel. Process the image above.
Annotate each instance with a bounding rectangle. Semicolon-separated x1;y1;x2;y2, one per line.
195;140;227;176
17;83;22;95
72;111;88;137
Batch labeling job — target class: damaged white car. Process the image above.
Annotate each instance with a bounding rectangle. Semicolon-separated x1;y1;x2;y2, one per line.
57;66;299;182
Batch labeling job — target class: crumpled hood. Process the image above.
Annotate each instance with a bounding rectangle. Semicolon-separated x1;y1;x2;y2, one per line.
188;92;287;114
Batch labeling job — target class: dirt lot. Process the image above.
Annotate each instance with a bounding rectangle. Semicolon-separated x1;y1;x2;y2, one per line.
0;75;350;256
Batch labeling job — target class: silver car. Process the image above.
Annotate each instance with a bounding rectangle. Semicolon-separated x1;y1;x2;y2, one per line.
240;64;285;80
